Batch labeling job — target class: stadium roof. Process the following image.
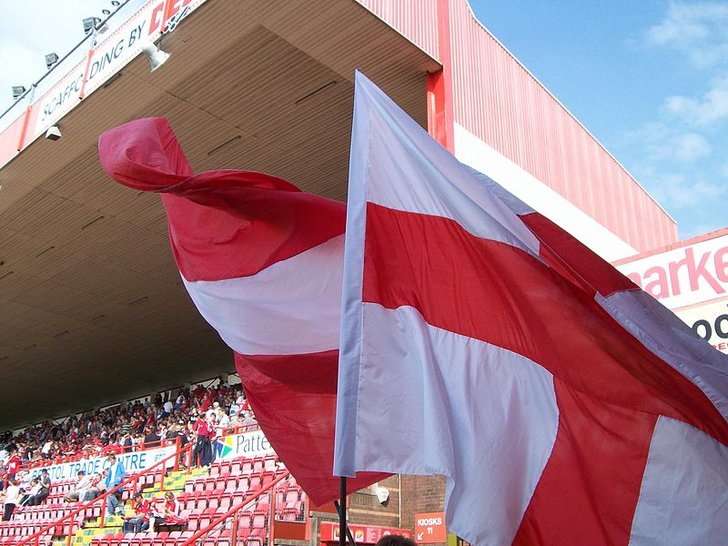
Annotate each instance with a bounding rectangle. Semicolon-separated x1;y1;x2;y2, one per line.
0;0;439;428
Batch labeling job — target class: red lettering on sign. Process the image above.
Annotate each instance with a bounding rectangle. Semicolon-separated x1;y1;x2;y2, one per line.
623;245;728;301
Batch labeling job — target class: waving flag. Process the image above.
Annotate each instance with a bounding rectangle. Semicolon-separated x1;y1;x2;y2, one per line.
99;117;385;504
334;72;728;545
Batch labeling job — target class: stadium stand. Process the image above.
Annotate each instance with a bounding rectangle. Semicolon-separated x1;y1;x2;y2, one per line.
1;378;306;545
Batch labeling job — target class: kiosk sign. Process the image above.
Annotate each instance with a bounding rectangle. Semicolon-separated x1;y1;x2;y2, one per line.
415;512;447;543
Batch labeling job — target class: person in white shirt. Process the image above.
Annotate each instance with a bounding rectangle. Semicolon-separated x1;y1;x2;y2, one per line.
41;441;53;459
2;478;21;520
205;401;222;421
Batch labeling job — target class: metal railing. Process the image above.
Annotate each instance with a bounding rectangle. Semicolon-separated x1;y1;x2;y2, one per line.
17;439;194;546
181;470;291;546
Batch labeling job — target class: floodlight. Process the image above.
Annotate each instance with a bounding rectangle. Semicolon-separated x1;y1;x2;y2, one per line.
141;43;170;72
45;53;59;68
12;86;26;100
45;125;62;141
83;17;101;34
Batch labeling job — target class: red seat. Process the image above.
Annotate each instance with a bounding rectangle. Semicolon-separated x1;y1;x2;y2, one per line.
252;459;265;474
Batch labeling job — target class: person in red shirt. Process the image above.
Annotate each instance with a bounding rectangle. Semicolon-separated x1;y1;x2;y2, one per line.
154;491;187;527
192;416;213;467
5;451;21;480
123;492;152;533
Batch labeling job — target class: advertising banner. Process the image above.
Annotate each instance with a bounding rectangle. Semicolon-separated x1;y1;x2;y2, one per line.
319;522;412;544
615;231;728;355
30;0;205;141
31;445;175;481
215;429;275;461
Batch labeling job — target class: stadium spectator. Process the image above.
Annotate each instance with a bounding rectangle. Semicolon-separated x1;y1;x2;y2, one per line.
0;381;249;478
103;454;126;515
63;470;91;502
30;468;51;505
19;477;41;506
2;477;20;520
40;440;53;459
123;491;152;533
5;449;21;480
82;471;104;502
375;536;417;546
143;427;162;449
152;491;186;530
192;414;213;468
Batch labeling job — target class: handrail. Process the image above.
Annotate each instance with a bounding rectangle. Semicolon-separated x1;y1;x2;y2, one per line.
17;439;194;546
181;470;291;546
19;436;185;470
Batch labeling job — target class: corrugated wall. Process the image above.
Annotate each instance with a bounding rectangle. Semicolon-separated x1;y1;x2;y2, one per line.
356;0;441;60
357;0;678;251
448;0;676;250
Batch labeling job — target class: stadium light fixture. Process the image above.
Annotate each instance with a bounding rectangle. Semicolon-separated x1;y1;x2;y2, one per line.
12;86;26;100
45;53;59;68
141;43;170;72
45;125;62;141
83;17;101;34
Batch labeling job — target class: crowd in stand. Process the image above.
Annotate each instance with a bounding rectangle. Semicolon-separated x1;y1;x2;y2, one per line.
0;377;257;521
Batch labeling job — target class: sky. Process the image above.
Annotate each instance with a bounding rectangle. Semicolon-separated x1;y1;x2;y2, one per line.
0;0;725;242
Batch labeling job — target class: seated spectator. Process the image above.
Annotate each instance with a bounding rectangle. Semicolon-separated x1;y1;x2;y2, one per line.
123;492;153;533
30;468;51;505
1;478;20;521
63;470;92;502
19;477;41;506
152;491;187;530
83;471;104;502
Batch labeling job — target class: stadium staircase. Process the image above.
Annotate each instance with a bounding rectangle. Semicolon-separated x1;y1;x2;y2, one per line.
1;442;307;546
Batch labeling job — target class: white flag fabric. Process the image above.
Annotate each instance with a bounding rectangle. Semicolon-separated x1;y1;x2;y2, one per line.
334;72;728;546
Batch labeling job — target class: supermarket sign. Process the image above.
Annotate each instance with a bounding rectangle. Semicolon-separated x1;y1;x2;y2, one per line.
614;230;728;354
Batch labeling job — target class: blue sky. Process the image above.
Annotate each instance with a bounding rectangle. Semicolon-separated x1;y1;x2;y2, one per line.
1;1;725;242
468;0;727;240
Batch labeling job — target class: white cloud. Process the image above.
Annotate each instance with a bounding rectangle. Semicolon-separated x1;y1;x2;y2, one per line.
672;133;712;161
645;1;728;68
633;166;726;213
664;76;728;126
627;123;711;163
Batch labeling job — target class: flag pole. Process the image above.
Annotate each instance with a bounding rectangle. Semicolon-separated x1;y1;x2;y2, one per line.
336;477;354;546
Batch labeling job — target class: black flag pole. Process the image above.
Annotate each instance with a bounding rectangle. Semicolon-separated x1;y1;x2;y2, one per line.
334;477;356;546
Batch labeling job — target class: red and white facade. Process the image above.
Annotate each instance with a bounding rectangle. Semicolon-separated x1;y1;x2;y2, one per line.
359;0;677;258
0;0;676;262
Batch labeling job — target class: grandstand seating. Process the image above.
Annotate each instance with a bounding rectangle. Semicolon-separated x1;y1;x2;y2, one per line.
1;451;306;545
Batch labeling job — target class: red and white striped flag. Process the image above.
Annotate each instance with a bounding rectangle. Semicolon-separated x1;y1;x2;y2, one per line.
99;117;385;504
334;72;728;545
